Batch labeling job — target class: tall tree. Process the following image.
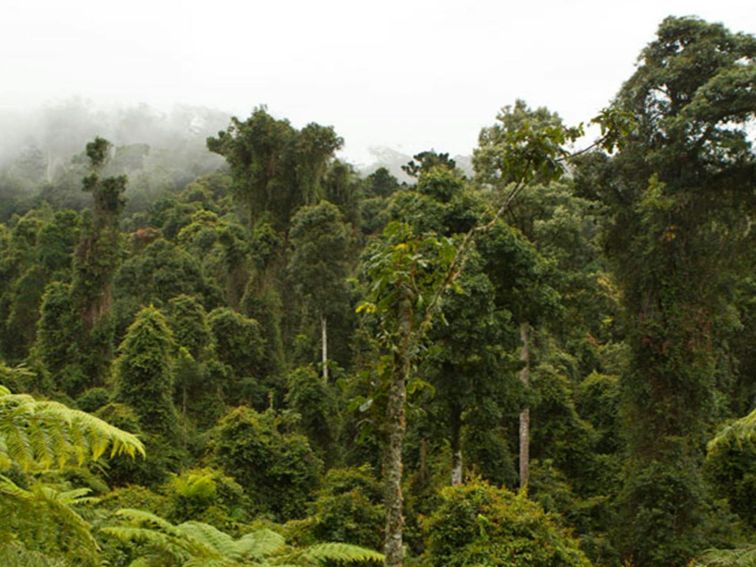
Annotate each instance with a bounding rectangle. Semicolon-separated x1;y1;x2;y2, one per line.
69;138;128;386
475;102;569;489
206;107;342;230
71;137;127;330
288;201;351;381
583;17;755;566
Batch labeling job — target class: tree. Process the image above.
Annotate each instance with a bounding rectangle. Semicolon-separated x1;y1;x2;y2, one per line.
360;109;583;566
71;137;127;330
288;201;351;381
477;221;561;489
167;294;213;362
285;365;339;463
207;107;343;230
33;282;85;394
211;406;322;520
365;167;401;198
584;17;755;566
358;221;456;566
422;480;592;566
113;306;179;440
475;101;575;490
208;307;267;405
0;365;144;566
401;150;456;178
68;137;128;386
705;409;756;528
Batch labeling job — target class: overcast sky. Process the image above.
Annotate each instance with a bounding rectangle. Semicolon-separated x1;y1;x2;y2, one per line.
1;0;753;164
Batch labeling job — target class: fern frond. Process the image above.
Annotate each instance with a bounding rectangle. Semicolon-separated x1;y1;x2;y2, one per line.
0;475;100;564
695;545;756;566
289;542;384;564
178;521;236;556
707;409;756;455
104;508;383;567
0;386;145;471
234;528;286;559
114;508;183;535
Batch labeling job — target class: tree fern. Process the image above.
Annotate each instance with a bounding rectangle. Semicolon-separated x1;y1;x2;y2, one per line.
695;545;756;566
0;476;100;566
0;384;145;471
0;381;146;564
103;508;384;566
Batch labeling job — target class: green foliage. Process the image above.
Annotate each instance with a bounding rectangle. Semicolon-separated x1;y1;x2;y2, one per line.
288;201;351;318
530;362;596;487
34;281;83;389
242;281;286;376
401;150;457;178
285;366;339;462
364;167;400;199
617;454;714;567
0;542;67;567
422;480;592;566
474;100;582;187
208;307;268;405
4;265;47;361
705;410;756;527
211;406;322;520
207;107;343;229
113;306;180;440
72;137;127;332
576;372;621;454
694;545;756;567
0;383;144;471
75;386;112;412
95;402;179;487
0;478;100;566
586;17;756;565
165;467;247;527
176;210;250;307
37;209;81;276
0;382;145;566
114;238;219;328
304;466;385;551
168;294;214;361
103;507;383;566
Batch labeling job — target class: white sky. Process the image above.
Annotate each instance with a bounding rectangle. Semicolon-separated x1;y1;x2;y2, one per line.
1;0;753;164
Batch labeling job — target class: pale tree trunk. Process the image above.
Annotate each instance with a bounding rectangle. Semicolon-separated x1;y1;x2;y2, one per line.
519;322;530;490
384;294;412;567
321;314;328;381
450;403;463;485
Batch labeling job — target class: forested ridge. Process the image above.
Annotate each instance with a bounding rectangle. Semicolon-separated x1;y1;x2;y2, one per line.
0;16;753;567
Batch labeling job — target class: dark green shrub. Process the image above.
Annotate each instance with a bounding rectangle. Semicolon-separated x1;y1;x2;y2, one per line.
422;479;592;566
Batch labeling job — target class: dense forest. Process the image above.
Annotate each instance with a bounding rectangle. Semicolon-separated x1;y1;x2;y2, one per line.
0;16;753;567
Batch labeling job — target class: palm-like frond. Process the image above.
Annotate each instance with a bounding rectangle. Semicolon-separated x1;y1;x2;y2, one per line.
0;541;68;567
0;475;100;565
695;545;756;566
283;542;385;565
707;409;756;455
0;384;145;471
234;528;286;559
103;509;228;565
103;509;384;566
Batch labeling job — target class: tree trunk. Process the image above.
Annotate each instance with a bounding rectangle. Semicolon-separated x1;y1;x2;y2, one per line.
321;314;328;381
384;294;412;567
518;322;530;490
450;403;463;485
